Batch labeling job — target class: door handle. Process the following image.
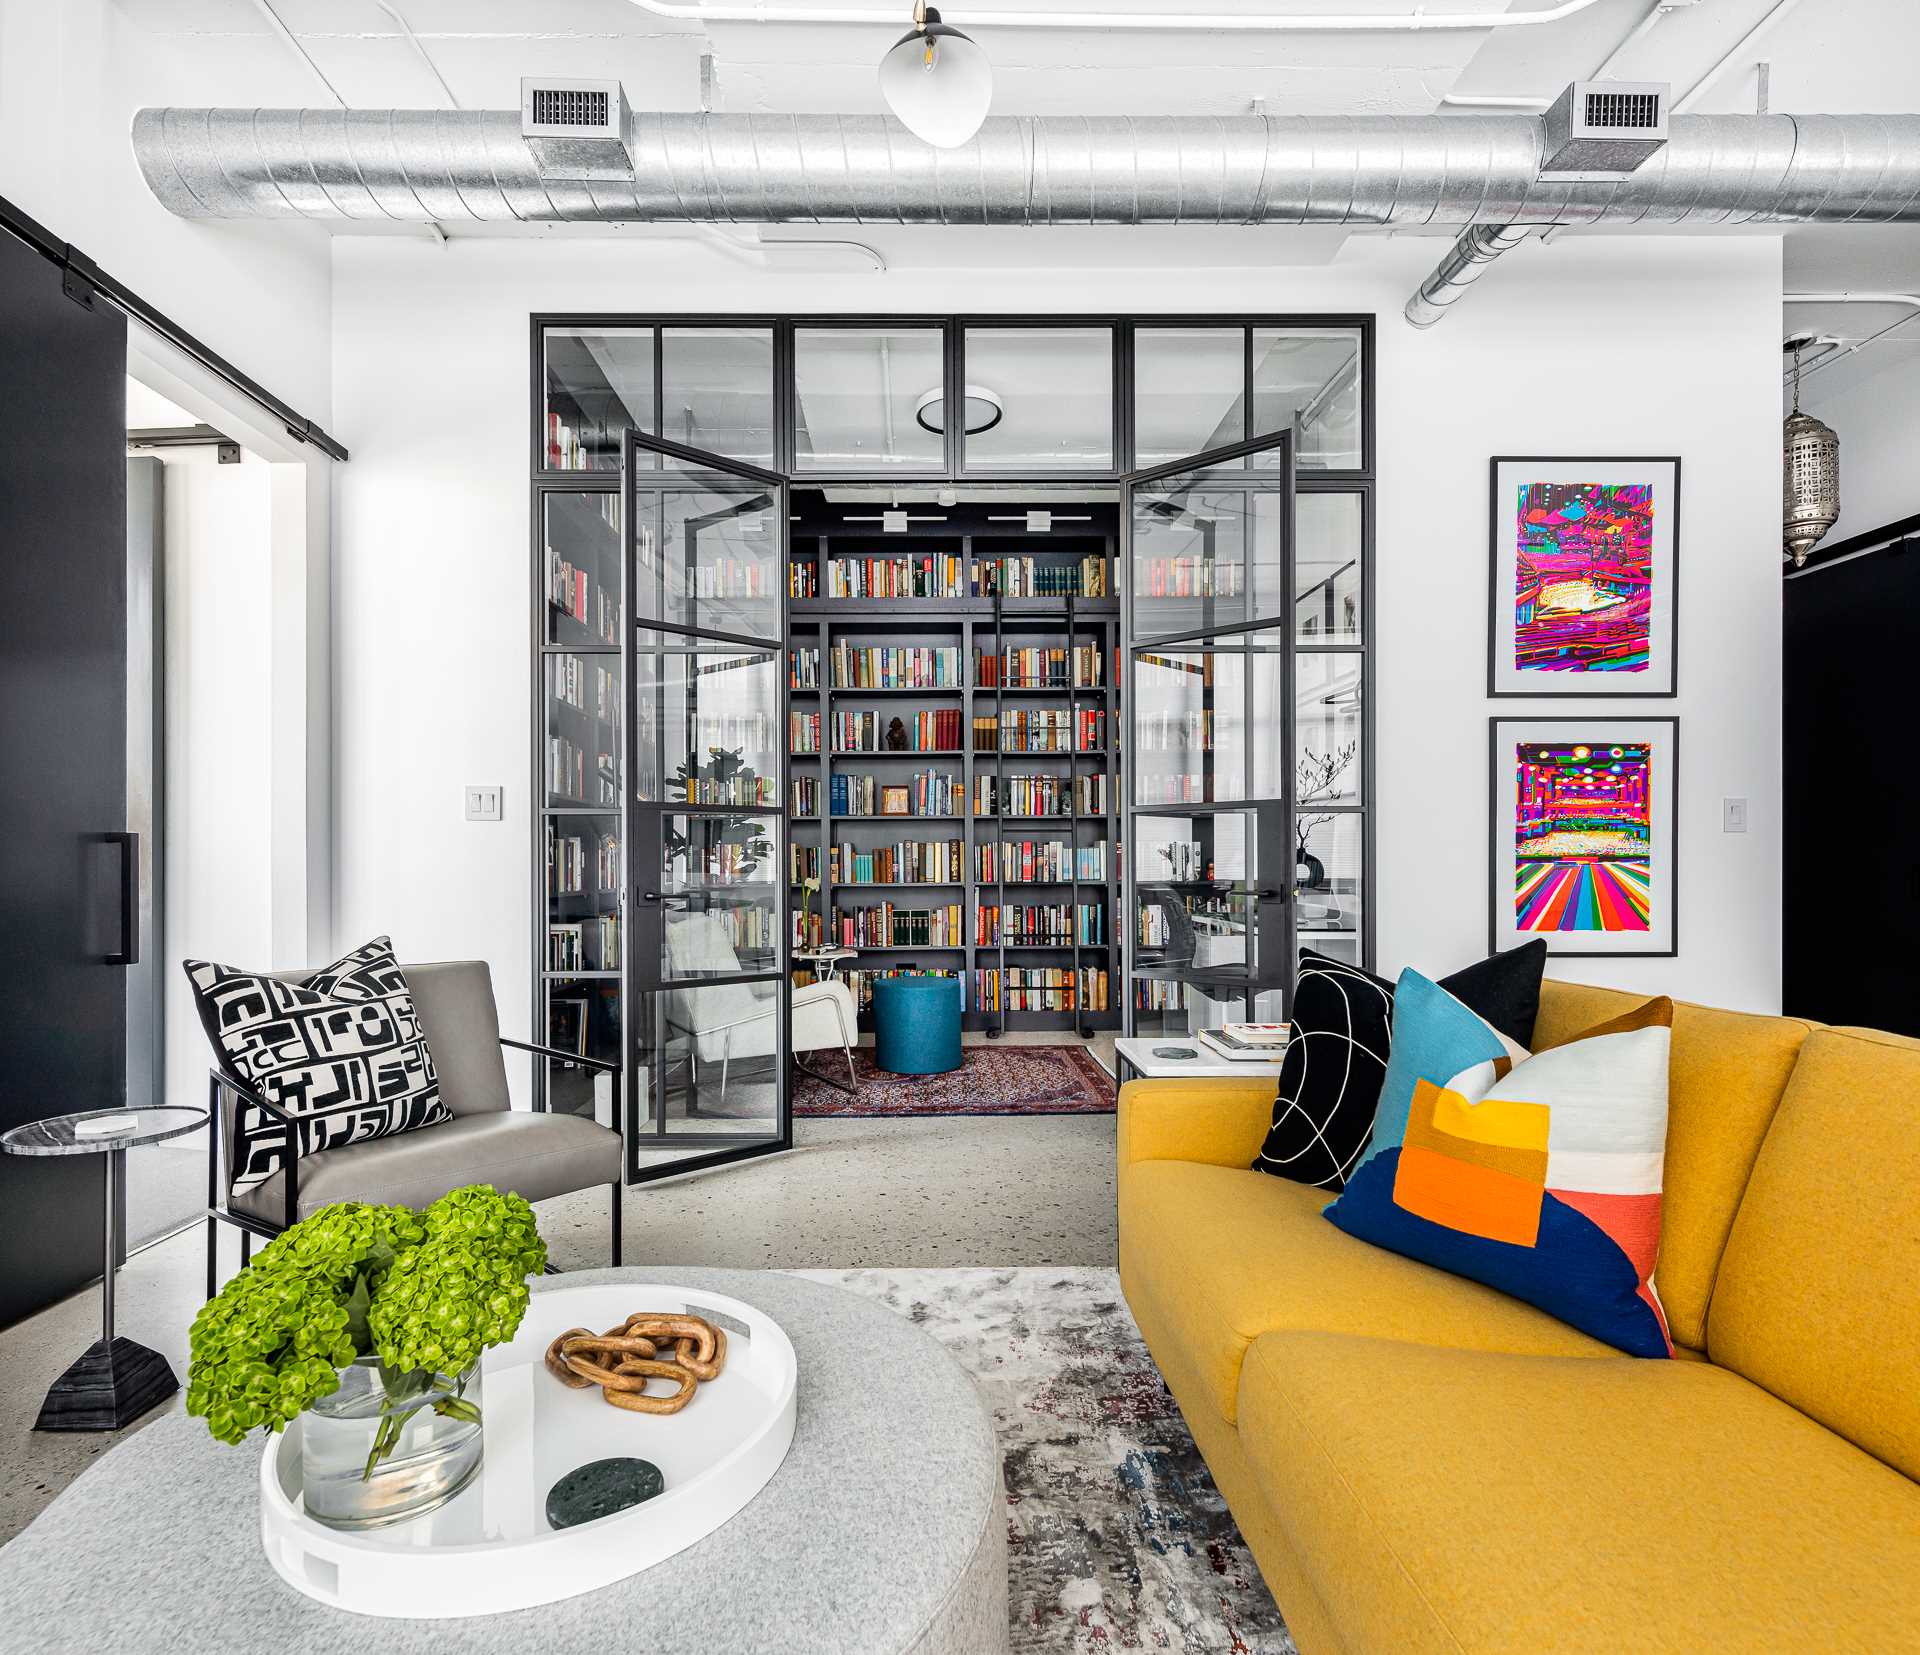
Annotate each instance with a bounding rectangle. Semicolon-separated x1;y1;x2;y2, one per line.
641;890;660;904
104;830;139;965
1258;887;1284;901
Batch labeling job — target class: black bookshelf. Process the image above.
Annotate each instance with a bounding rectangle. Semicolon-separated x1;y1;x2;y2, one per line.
787;498;1122;1034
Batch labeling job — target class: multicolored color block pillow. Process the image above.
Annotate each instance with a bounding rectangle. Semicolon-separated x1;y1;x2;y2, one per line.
1323;969;1675;1358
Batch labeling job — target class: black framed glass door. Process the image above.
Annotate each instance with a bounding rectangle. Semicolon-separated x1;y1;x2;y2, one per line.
624;431;791;1183
1123;431;1295;1036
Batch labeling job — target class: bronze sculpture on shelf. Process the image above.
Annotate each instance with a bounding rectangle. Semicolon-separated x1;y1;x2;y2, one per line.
885;716;909;751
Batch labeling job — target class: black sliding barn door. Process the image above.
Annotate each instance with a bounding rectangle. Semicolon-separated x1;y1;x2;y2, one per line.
1784;548;1920;1034
0;231;131;1327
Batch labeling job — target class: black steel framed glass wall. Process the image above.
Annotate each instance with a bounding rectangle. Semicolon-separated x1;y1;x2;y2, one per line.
535;316;1373;1176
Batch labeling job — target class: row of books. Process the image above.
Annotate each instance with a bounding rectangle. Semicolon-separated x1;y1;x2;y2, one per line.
547;916;619;972
830;903;964;949
1138;893;1240;948
550;654;621;726
546;410;612;473
844;967;960;1012
824;555;967;601
1136;777;1225;805
972;554;1108;599
975;903;1106;947
1154;841;1210;881
662;773;778;807
1138;556;1245;599
831;839;965;885
791;712;822;753
827;644;963;689
830;709;966;753
1136;711;1221;752
975;840;1110;884
790;778;822;816
971;710;1105;753
548;736;618;805
678;842;768;884
1134;979;1188;1011
548;826;620;897
789;563;819;599
788;649;819;689
680;558;772;600
972;646;1105;689
828;772;963;817
547;547;619;645
792;908;825;951
973;967;1109;1013
710;904;778;954
971;773;1108;817
790;845;821;884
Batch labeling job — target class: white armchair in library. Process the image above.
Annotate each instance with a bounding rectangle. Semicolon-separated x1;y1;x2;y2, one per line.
664;911;858;1102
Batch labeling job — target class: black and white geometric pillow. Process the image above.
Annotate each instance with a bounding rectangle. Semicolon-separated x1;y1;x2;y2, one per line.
1252;939;1549;1191
184;936;449;1194
1252;950;1396;1191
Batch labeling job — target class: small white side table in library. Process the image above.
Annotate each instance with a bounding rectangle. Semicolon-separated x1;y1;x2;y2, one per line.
793;946;858;982
1112;1037;1289;1085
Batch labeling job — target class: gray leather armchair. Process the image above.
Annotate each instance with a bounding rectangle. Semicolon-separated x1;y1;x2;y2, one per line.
203;959;622;1295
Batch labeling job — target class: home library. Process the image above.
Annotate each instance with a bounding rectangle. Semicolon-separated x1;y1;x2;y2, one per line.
786;493;1123;1034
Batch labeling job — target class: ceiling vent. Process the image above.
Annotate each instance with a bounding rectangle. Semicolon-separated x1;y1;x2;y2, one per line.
520;77;633;181
1540;81;1670;179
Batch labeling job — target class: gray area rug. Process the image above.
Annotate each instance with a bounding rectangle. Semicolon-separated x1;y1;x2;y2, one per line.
796;1267;1293;1654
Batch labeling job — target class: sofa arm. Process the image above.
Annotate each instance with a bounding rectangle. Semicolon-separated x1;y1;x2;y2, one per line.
1116;1078;1277;1170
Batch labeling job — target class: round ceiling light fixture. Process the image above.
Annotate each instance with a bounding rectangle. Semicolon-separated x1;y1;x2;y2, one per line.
914;383;1003;436
879;3;994;149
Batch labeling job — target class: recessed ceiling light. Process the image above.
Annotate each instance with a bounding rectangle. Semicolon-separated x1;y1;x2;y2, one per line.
915;384;1003;435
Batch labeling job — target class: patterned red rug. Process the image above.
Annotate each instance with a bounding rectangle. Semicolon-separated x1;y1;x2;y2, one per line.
794;1043;1116;1118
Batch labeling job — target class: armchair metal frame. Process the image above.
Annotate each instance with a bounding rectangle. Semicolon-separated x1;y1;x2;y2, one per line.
204;1038;623;1298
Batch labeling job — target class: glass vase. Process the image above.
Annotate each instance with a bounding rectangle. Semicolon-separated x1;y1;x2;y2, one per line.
300;1354;484;1531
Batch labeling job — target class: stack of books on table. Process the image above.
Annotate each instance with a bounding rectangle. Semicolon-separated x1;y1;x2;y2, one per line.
1197;1023;1291;1062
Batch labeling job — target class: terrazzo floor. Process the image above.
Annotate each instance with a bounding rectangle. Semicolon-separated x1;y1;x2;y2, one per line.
0;1045;1120;1543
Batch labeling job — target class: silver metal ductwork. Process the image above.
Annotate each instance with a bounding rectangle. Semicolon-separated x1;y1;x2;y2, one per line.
132;101;1920;323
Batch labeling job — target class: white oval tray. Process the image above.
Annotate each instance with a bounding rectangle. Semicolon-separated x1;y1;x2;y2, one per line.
259;1282;797;1619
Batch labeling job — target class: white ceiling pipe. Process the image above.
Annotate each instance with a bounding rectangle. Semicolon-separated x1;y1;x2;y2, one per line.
616;0;1616;31
1783;293;1920;382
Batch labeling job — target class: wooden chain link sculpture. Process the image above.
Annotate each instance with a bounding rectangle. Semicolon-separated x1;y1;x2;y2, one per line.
543;1313;730;1415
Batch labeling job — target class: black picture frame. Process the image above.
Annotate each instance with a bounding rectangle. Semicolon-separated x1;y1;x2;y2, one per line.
1487;456;1681;699
1489;716;1680;959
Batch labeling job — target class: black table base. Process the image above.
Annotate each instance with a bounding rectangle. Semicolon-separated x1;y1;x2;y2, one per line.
34;1336;179;1433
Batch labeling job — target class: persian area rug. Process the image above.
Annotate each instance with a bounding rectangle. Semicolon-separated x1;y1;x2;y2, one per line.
796;1268;1293;1655
793;1043;1116;1118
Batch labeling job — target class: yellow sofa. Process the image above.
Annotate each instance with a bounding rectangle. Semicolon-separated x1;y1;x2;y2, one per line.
1117;980;1920;1653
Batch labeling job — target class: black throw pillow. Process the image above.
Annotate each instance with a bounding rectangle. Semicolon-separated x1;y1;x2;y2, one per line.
1251;940;1547;1190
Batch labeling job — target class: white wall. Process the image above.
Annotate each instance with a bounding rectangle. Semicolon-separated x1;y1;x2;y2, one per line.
158;447;275;1114
1802;348;1920;551
330;231;1785;1053
0;0;333;421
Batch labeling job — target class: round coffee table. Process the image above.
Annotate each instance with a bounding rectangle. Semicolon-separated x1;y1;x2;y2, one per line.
0;1268;1008;1654
0;1104;206;1431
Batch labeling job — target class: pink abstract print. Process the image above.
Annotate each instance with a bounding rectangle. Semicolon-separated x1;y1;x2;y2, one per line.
1514;482;1654;674
1515;742;1652;933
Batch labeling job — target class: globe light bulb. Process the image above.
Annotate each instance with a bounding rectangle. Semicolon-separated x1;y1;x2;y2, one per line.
879;5;993;149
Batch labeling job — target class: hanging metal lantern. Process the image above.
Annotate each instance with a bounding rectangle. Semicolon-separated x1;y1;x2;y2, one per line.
1783;343;1840;569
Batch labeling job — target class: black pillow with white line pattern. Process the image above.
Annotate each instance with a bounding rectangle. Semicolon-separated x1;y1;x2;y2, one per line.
184;935;449;1193
1252;940;1546;1190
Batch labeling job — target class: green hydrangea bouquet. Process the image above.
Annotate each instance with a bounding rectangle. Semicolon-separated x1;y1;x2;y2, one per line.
186;1184;546;1478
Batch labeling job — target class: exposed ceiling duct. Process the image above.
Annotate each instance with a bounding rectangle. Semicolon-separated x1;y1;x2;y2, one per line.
132;96;1920;326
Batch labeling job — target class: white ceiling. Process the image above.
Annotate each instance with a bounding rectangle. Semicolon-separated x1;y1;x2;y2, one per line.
113;0;1920;297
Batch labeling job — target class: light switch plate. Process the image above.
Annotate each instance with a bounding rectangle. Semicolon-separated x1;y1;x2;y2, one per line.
465;785;503;822
1722;796;1748;833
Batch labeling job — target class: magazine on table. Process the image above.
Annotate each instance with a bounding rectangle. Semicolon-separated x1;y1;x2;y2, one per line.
1197;1023;1290;1061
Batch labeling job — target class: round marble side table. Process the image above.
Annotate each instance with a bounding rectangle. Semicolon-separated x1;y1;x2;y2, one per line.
1;1105;206;1431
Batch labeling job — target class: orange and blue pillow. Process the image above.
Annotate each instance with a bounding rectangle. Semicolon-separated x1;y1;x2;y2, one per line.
1323;969;1675;1358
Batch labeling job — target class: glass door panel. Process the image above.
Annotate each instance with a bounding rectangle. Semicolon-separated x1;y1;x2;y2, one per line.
1130;451;1292;644
1130;805;1285;1035
793;326;946;471
1125;431;1295;1033
625;431;790;1184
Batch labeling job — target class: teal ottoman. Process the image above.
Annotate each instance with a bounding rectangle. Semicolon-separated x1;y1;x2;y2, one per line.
871;975;963;1075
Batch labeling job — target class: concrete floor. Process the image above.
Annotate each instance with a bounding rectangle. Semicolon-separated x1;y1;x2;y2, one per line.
0;1075;1118;1544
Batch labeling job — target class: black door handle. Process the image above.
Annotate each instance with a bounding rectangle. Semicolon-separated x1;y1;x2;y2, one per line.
641;890;660;903
104;830;139;965
1258;888;1283;901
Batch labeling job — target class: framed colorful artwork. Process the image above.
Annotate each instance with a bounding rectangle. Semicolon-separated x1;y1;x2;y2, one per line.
1489;718;1678;958
1488;457;1679;696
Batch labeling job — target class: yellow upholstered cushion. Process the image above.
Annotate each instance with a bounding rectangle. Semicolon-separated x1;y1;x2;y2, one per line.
1708;1026;1920;1481
1533;980;1814;1350
1116;1076;1277;1171
1237;1331;1920;1655
1118;1160;1614;1426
